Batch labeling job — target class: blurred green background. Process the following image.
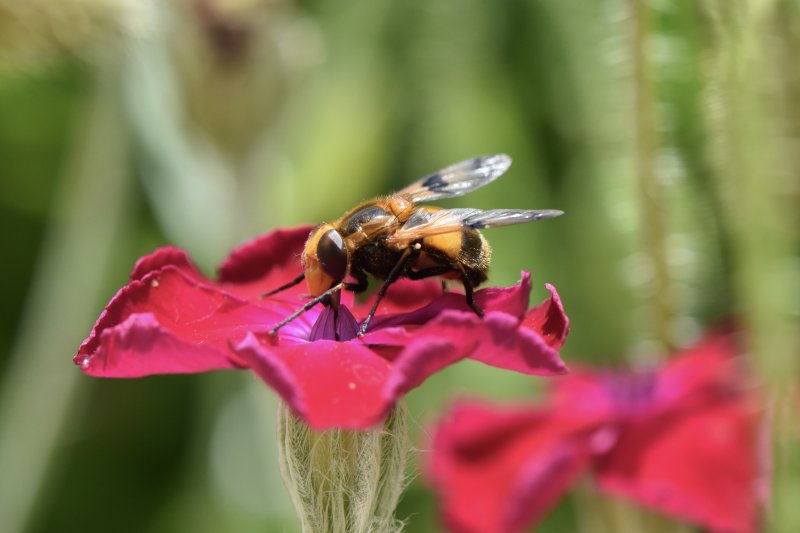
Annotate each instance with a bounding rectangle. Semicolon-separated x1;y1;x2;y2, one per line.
0;1;797;532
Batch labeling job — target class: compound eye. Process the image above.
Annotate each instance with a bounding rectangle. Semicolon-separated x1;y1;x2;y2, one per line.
316;229;348;280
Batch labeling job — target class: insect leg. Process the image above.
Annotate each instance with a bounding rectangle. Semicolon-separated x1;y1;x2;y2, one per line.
344;267;369;293
260;272;305;298
406;265;451;280
459;270;484;318
269;283;344;335
357;247;418;337
407;265;452;293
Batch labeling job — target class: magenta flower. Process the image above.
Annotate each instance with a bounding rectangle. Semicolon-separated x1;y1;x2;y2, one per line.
75;226;569;430
427;330;767;533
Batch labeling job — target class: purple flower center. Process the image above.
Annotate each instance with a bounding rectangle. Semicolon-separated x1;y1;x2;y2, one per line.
308;306;359;342
599;369;657;415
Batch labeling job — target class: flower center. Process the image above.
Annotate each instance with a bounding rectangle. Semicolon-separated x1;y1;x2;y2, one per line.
308;306;359;342
600;369;657;415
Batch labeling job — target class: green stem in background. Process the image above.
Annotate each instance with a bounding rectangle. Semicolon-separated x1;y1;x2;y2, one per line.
631;0;674;354
277;404;409;533
0;64;132;533
586;3;690;533
573;482;644;533
702;1;800;530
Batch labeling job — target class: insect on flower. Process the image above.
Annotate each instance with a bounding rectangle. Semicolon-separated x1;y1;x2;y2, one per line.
266;154;563;337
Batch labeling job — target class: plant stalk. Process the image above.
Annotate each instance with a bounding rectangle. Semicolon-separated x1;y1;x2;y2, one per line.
277;404;409;533
631;0;674;353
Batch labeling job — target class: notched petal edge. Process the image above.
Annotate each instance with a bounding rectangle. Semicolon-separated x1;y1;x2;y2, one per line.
522;283;570;351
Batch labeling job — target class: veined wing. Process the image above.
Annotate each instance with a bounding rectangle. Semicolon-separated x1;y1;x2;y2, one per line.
397;154;512;203
386;207;563;243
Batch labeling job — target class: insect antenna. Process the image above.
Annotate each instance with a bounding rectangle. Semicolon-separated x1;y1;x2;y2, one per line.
260;272;305;298
269;282;343;335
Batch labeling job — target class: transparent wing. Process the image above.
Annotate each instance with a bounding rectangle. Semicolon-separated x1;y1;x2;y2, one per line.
386;207;563;243
397;154;512;203
460;208;564;229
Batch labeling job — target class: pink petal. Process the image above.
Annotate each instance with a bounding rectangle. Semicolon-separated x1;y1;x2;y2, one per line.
590;330;766;533
367;309;567;376
217;226;312;283
232;334;393;430
129;246;203;282
504;441;590;532
351;271;535;324
75;313;242;376
550;370;619;421
478;271;533;319
76;267;279;376
380;324;478;402
217;226;313;299
427;400;593;533
521;283;569;350
594;398;766;533
368;273;534;331
466;311;567;375
362;277;567;376
657;329;747;407
351;278;445;317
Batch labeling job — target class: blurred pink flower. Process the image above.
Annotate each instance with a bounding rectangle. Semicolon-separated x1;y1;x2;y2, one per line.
74;226;569;429
427;330;767;533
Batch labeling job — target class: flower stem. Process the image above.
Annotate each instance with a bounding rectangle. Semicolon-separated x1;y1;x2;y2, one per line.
702;1;800;529
277;404;409;533
631;0;673;353
0;63;132;533
584;4;689;533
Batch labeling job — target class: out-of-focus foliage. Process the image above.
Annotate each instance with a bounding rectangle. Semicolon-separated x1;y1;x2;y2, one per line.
0;1;797;532
0;0;153;66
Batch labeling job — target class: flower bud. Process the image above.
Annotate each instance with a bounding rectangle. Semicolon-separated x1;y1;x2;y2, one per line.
277;402;409;533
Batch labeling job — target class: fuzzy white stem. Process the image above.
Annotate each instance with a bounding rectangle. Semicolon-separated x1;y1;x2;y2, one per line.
277;404;409;533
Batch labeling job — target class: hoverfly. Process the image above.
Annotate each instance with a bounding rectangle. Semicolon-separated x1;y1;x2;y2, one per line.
265;154;562;337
